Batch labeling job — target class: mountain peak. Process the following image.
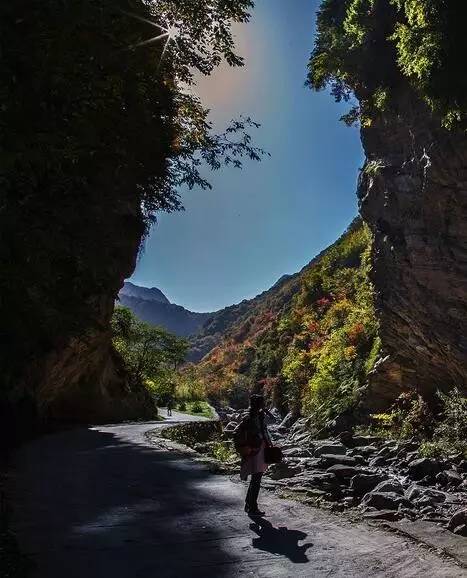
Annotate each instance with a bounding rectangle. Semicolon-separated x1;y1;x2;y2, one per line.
121;281;170;305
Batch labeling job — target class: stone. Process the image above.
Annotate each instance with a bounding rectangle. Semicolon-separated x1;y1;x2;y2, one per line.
313;444;347;457
350;473;386;495
407;458;440;480
339;431;354;446
406;484;446;503
363;510;402;521
267;462;301;480
372;480;404;495
283;447;313;458
279;411;296;429
369;456;388;468
448;509;467;536
326;464;359;479
436;469;463;486
223;421;237;432
361;491;411;510
319;454;357;467
353;445;378;457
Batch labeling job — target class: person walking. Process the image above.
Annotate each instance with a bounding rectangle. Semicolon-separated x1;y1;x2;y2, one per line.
234;394;272;516
166;397;173;417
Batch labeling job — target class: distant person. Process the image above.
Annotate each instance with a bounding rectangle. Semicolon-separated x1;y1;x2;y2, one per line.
166;397;173;417
234;394;272;516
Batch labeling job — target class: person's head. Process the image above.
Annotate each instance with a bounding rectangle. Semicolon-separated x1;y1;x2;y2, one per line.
249;394;264;415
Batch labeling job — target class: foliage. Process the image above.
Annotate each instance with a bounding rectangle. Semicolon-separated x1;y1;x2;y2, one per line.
0;0;263;410
178;401;214;419
191;220;380;428
211;440;237;463
367;388;467;457
369;391;433;438
307;0;466;128
112;306;187;403
174;366;207;403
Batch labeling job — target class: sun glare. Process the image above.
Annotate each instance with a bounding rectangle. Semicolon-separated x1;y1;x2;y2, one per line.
120;9;180;60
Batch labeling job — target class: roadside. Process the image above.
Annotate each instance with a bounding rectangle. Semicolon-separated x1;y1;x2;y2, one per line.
148;420;467;570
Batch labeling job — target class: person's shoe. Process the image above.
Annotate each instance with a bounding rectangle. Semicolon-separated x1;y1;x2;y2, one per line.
248;507;265;516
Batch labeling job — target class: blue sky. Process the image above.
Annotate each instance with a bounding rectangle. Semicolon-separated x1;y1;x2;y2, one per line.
130;0;364;312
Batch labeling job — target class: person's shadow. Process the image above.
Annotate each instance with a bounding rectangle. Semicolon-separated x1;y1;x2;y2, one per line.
249;516;313;563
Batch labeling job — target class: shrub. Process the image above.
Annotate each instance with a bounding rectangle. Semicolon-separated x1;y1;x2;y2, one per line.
191;401;203;413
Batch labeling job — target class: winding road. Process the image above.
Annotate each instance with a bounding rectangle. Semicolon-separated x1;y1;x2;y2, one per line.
9;412;466;577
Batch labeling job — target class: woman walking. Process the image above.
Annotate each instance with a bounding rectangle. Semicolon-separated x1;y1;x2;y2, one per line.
234;394;272;516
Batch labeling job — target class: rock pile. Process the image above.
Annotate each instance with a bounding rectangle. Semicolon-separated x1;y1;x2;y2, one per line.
216;409;466;537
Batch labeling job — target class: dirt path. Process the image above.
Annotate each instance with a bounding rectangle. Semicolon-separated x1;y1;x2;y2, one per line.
9;419;466;577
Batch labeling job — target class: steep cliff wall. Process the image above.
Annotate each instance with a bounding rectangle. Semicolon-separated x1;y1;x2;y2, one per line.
308;0;467;410
358;91;467;408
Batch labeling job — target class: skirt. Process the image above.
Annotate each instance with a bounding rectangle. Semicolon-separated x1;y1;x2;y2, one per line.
240;441;268;481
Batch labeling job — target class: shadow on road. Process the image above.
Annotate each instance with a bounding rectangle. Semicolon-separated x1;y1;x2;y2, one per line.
10;426;246;577
249;517;313;563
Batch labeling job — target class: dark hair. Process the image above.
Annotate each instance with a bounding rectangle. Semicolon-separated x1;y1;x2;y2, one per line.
249;394;264;414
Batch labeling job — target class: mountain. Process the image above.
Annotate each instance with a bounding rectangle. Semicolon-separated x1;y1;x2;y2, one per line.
120;281;170;305
118;282;213;338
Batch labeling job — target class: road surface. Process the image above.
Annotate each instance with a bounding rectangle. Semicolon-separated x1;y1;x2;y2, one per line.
9;415;466;577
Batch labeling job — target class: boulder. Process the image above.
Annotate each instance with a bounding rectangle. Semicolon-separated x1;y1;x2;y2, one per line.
282;447;313;458
319;454;357;467
313;443;347;457
406;484;446;503
326;464;359;479
369;456;388;468
223;421;237;432
407;457;440;480
372;480;404;495
361;491;412;510
279;411;296;429
435;469;463;487
350;473;386;495
448;509;467;536
267;462;301;480
353;445;378;457
302;472;339;488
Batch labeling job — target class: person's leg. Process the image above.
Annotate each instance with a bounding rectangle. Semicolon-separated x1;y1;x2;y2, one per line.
250;472;263;511
245;473;263;513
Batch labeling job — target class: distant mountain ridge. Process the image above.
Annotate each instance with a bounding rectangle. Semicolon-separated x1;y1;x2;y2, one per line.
118;282;212;338
121;281;170;304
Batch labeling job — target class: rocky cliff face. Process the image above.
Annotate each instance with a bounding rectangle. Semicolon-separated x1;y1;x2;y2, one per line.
358;89;467;408
1;193;154;436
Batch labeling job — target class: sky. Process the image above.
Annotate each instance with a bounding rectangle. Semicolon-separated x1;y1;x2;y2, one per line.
130;0;364;312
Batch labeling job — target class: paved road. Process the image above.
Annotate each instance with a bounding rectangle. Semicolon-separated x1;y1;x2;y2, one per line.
9;419;466;578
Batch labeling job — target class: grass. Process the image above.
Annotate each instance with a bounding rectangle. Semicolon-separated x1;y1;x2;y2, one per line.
176;401;214;419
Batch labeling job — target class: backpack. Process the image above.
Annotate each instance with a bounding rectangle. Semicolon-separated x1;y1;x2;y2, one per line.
233;416;261;457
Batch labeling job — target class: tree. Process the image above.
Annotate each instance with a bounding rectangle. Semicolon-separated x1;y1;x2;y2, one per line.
0;0;264;416
112;307;188;385
307;0;466;128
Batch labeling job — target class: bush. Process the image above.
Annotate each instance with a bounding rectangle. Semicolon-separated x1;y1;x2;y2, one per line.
211;440;236;463
178;401;187;412
369;391;433;439
191;401;203;413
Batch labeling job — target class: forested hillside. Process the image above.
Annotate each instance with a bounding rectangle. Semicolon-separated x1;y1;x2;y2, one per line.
193;220;380;430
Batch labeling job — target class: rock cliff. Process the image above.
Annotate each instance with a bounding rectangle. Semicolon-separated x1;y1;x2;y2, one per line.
358;89;467;408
